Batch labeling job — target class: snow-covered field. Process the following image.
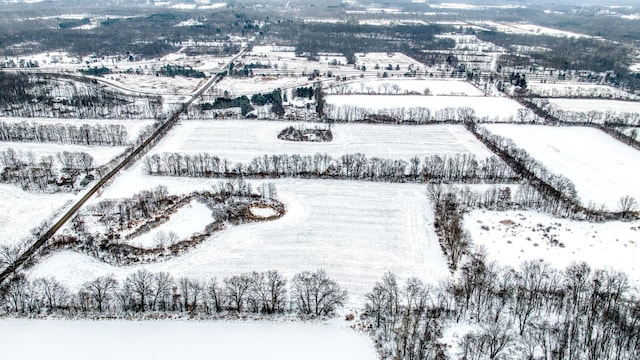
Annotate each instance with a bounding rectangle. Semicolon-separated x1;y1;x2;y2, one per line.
465;210;640;284
327;95;524;121
30;179;450;304
327;79;485;96
243;46;349;73
548;98;640;113
148;120;497;162
354;52;422;69
527;83;638;100
102;73;204;96
0;117;155;142
0;184;73;246
0;319;376;360
484;125;640;209
476;21;594;39
213;76;316;97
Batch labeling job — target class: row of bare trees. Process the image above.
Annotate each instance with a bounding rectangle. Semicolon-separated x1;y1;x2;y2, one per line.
323;104;536;124
0;269;347;317
144;152;516;183
0;121;129;146
363;259;640;360
0;148;94;191
531;98;640;126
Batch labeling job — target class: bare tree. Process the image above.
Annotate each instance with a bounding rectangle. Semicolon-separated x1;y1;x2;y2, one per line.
291;269;347;316
126;269;154;311
82;275;118;313
224;273;252;312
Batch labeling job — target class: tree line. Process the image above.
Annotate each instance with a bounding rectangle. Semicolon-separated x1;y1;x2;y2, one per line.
0;121;129;146
0;269;346;317
324;104;536;124
143;152;517;184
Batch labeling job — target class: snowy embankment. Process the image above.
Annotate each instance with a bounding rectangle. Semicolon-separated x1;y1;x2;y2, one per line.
464;209;640;285
484;124;640;210
0;319;376;360
148;120;497;163
29;179;450;305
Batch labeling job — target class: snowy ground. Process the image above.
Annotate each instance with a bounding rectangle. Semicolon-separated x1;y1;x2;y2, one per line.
0;117;156;143
148;120;497;163
484;125;640;210
548;98;640;113
326;95;524;121
464;209;640;285
0;319;376;360
29;179;450;305
0;184;73;246
354;52;422;69
102;73;204;96
474;21;595;39
212;76;316;97
326;79;485;96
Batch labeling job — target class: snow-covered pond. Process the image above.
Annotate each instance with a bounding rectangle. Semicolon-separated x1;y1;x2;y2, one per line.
0;319;377;360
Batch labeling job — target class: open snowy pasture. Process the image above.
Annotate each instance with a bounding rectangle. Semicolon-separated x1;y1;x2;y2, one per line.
0;184;73;247
30;179;450;304
527;83;638;100
0;142;126;168
547;98;640;114
147;120;497;163
0;319;376;360
326;95;524;121
484;124;640;209
0;117;156;143
212;76;316;97
102;73;205;96
327;79;485;96
354;52;422;69
243;46;349;74
476;21;594;39
464;210;640;284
